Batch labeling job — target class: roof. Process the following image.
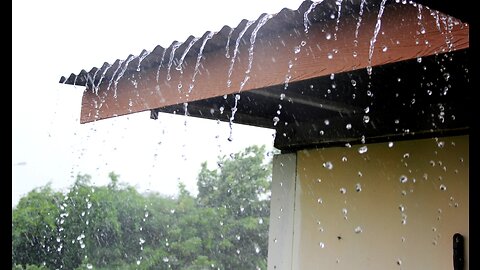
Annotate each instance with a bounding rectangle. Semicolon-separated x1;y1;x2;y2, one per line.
59;0;470;150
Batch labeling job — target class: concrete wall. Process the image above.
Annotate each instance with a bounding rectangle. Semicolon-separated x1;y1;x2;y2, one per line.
268;135;468;270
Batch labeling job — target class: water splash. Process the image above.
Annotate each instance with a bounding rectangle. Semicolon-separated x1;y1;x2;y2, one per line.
304;0;325;33
166;41;182;81
176;38;199;74
334;0;343;40
354;0;367;46
227;20;255;88
239;14;273;91
367;0;388;75
113;55;135;98
225;28;234;58
155;49;167;83
189;32;214;93
137;50;150;72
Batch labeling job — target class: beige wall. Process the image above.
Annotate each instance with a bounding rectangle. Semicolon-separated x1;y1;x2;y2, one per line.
286;135;468;269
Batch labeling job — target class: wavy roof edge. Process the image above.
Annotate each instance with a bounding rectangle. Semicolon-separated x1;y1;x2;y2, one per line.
59;0;397;87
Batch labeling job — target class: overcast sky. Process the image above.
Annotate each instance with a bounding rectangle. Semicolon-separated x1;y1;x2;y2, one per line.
12;0;305;207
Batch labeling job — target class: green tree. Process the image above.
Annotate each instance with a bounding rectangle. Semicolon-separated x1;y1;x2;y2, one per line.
12;184;63;269
196;145;272;269
12;145;273;270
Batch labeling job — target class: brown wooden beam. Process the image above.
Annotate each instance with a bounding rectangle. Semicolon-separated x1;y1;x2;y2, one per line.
79;3;468;123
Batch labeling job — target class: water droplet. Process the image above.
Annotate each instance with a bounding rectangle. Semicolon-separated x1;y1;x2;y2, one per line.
81;243;85;249
354;226;363;233
324;119;330;125
323;161;333;170
273;116;280;126
399;175;408;183
382;46;388;52
397;259;402;265
327;53;333;59
417;57;422;63
351;79;357;86
346;123;352;130
363;115;370;123
437;141;445;148
294;46;301;54
280;93;285;100
326;33;332;40
399;204;405;212
355;183;362;192
319;242;325;248
340;188;346;194
163;257;169;263
341;156;348;162
342;208;348;215
358;146;368;154
440;184;447;191
403;153;410;158
358;171;363;177
317;198;323;204
86;263;93;269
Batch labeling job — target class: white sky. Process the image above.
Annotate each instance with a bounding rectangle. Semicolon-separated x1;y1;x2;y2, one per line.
12;0;305;207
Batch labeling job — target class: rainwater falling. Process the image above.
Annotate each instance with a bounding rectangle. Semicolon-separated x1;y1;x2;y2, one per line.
304;0;325;34
354;0;367;48
166;41;182;81
240;14;273;91
89;69;100;95
176;38;200;74
137;50;150;72
189;31;214;93
226;20;255;88
107;59;125;93
334;0;343;40
156;49;167;83
417;4;426;36
367;0;388;75
113;55;135;98
95;64;112;94
228;94;241;141
225;28;234;58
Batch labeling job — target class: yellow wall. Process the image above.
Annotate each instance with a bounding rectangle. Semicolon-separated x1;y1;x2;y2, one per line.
293;135;468;269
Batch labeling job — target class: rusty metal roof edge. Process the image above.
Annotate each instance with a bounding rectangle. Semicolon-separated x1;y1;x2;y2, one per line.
57;0;322;86
58;0;434;87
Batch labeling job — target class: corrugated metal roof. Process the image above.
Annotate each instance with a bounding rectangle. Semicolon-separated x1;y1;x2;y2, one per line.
59;0;387;88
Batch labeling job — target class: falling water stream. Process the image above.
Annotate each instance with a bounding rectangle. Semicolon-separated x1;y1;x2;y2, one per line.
136;50;150;72
166;41;182;81
106;60;125;92
95;64;112;95
225;28;234;59
354;0;367;49
226;20;255;88
334;0;343;40
113;55;135;98
367;0;388;75
227;15;271;141
189;31;214;93
156;49;167;83
176;38;200;74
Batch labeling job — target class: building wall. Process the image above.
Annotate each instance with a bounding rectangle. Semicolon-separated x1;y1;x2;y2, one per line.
268;135;468;269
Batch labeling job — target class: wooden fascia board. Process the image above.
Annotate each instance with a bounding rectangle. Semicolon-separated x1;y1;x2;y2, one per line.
79;3;468;124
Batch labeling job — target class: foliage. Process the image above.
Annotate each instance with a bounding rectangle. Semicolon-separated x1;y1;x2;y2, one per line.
12;145;272;270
